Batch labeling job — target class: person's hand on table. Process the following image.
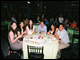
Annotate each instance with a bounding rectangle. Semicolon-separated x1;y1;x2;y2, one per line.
32;31;35;34
58;40;61;43
47;32;50;35
33;33;36;35
40;31;45;34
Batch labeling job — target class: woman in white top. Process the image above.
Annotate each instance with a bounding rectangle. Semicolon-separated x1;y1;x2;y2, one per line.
26;20;35;35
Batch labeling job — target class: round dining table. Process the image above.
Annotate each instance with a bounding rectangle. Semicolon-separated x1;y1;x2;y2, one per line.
23;34;59;59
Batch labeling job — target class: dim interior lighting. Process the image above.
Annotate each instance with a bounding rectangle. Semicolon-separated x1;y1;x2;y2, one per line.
27;1;30;4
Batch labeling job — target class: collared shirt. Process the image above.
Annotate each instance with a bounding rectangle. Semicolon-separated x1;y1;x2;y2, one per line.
37;25;47;34
57;29;70;43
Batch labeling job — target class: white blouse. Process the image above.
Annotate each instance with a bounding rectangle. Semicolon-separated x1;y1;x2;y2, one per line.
26;25;35;35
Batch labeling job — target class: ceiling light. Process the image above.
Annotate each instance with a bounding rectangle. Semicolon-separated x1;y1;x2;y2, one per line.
27;1;30;4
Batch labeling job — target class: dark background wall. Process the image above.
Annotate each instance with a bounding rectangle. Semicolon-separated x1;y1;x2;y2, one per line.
1;1;79;23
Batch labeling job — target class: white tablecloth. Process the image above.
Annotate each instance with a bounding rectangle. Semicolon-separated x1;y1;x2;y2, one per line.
23;34;59;59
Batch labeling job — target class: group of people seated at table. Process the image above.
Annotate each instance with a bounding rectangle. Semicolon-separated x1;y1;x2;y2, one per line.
8;19;70;58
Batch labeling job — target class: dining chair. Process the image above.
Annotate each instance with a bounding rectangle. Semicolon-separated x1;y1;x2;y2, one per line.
72;33;79;45
1;48;21;59
27;45;44;59
7;38;22;57
70;34;79;59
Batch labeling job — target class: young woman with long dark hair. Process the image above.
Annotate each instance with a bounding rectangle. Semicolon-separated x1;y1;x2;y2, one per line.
17;21;26;40
8;22;24;50
26;20;35;35
47;24;56;36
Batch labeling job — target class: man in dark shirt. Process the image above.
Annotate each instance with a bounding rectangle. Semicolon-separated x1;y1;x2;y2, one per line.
63;19;69;30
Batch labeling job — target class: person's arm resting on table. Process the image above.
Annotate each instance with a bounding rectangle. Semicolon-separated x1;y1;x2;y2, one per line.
55;31;61;43
41;26;47;34
55;28;61;43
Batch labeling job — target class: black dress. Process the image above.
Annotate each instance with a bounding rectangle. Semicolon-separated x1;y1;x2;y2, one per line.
17;26;26;41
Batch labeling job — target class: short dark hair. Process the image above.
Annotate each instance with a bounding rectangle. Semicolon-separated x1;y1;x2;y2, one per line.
59;23;64;27
40;21;44;24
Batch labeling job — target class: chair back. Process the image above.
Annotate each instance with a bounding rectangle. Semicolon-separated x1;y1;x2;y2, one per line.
27;45;44;59
27;45;43;54
72;34;79;45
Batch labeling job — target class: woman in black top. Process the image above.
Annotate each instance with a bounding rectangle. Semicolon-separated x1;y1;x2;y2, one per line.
17;21;26;40
47;24;55;36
